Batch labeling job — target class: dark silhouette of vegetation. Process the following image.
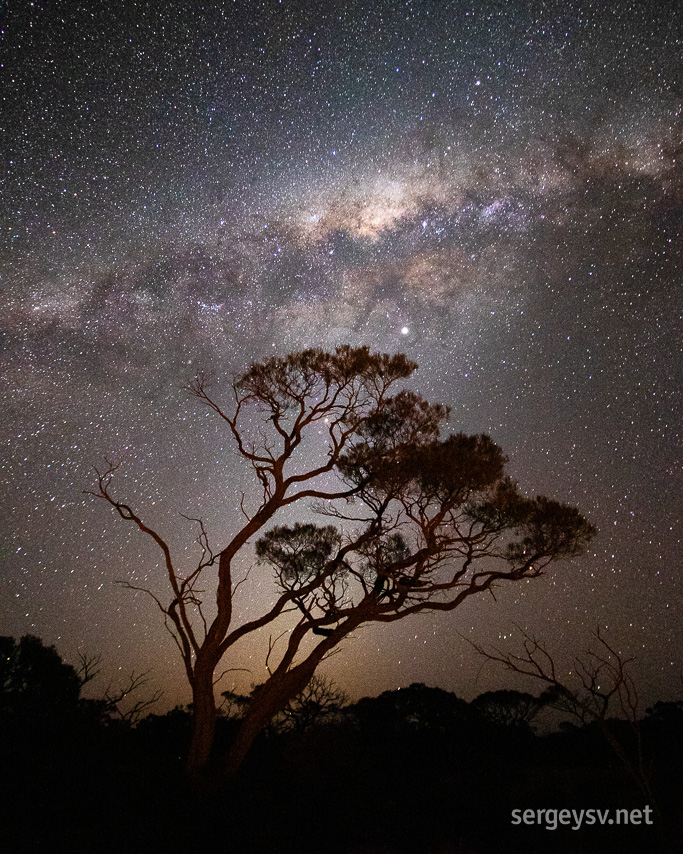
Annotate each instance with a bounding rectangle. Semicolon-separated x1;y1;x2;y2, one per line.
276;674;348;732
471;688;547;731
1;634;681;854
1;634;82;725
89;346;595;785
220;674;347;732
0;635;161;729
469;626;683;850
470;628;653;795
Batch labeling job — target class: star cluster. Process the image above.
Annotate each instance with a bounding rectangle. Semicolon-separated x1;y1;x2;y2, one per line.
1;0;680;705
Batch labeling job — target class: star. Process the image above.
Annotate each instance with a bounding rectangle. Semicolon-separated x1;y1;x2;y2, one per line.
1;0;679;709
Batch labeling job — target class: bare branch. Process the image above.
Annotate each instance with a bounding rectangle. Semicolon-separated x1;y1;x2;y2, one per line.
76;651;103;686
103;671;163;724
265;629;291;676
213;667;252;687
468;626;658;809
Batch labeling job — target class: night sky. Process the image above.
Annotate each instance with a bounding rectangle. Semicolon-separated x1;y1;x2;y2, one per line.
1;0;681;709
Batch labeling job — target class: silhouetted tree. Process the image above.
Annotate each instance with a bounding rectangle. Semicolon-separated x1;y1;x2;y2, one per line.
220;674;348;731
645;699;683;728
471;688;546;731
221;674;346;733
0;634;162;734
99;671;164;724
279;675;348;732
220;689;253;720
0;635;81;728
91;346;595;785
354;683;471;736
470;628;662;813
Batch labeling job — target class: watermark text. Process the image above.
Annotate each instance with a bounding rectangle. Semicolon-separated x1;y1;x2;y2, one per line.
511;806;654;831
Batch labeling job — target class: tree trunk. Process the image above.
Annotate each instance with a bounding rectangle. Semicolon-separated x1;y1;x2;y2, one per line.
219;653;333;783
186;663;217;785
221;704;274;783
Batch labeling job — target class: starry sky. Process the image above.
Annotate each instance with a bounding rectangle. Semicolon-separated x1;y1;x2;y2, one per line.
1;0;681;709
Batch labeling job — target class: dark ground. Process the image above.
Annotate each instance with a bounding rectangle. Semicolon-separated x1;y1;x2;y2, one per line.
2;682;681;854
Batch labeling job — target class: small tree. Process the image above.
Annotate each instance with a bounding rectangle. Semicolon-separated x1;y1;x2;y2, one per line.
471;689;546;731
0;635;82;727
0;636;160;730
221;675;348;733
279;675;348;732
469;628;658;809
91;346;595;785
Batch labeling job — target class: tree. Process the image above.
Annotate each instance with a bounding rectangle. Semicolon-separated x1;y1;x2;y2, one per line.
468;627;659;811
221;674;348;733
0;635;82;728
279;675;348;732
354;683;471;736
0;635;162;734
470;688;546;731
91;345;595;786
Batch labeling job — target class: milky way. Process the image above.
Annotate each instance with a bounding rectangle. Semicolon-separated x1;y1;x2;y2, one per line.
1;0;681;706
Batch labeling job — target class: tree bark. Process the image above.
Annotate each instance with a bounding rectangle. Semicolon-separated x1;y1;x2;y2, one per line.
186;660;218;784
220;669;320;782
220;621;363;783
221;702;275;783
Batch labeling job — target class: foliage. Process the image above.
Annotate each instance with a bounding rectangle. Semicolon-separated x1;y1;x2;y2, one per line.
221;674;348;733
0;634;82;726
353;682;471;735
470;688;547;730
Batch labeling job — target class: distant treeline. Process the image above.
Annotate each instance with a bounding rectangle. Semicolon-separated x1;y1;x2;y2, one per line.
2;635;681;854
